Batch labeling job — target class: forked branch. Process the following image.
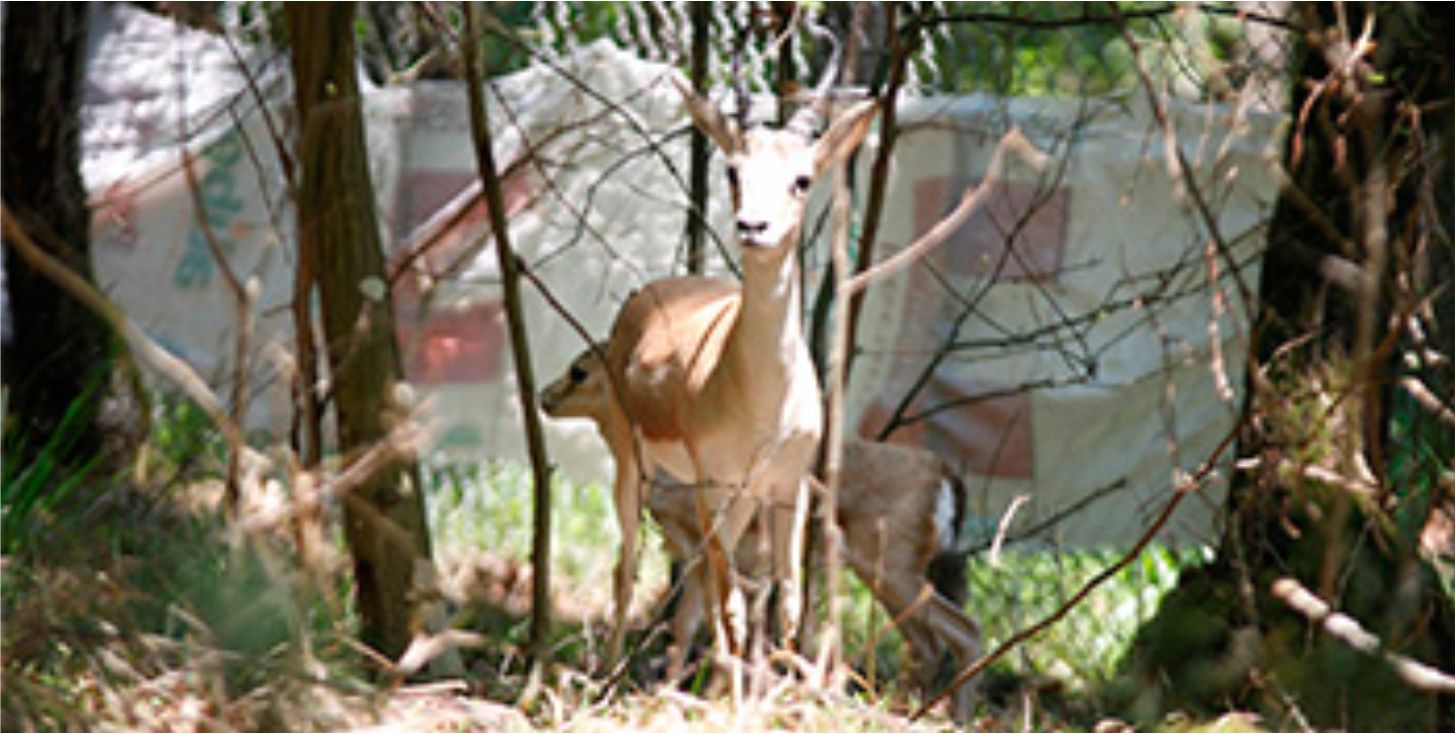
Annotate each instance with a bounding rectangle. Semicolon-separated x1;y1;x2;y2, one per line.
844;128;1049;296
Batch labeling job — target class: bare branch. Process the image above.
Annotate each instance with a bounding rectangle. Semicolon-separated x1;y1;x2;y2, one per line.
1;204;257;470
1271;576;1456;695
845;127;1050;296
179;145;254;515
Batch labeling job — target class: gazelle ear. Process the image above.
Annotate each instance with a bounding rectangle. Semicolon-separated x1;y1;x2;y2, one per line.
671;73;739;154
813;98;878;175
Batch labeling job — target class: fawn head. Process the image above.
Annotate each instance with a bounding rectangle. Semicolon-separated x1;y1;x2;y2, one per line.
540;345;608;420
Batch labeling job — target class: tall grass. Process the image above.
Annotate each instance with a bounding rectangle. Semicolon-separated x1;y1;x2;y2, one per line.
423;459;672;627
1;383;104;555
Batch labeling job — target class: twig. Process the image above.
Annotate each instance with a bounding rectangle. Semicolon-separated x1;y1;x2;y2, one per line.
965;478;1129;555
1111;3;1257;321
1271;576;1456;695
907;3;1297;36
844;127;1049;295
1400;375;1454;425
988;495;1030;567
178;145;254;516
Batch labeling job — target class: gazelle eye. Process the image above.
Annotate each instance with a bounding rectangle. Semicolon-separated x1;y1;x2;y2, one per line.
792;175;812;195
569;365;588;383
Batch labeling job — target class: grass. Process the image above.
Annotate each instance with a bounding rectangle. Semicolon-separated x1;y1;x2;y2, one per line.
3;391;1205;731
424;456;1204;726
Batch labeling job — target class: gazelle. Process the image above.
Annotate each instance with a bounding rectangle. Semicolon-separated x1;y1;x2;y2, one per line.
540;346;983;720
584;67;878;672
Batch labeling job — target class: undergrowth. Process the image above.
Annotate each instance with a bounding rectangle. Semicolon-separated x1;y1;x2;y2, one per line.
4;394;1205;731
427;455;1202;727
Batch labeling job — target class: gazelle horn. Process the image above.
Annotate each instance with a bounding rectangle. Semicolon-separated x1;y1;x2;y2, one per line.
785;27;841;138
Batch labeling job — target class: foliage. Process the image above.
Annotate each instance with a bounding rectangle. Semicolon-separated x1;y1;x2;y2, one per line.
208;1;1264;108
1108;355;1454;730
1;383;104;555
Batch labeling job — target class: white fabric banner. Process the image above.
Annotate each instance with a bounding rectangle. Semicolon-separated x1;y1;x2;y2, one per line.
79;4;1283;549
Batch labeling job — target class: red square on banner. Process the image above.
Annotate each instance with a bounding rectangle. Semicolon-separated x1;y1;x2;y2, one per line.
914;176;1068;283
395;298;507;385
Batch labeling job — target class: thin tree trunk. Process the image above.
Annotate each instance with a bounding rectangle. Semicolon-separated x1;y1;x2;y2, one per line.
843;1;906;386
461;4;557;666
683;1;712;275
287;2;434;662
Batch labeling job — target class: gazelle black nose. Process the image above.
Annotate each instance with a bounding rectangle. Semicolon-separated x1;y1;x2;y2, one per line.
737;220;768;237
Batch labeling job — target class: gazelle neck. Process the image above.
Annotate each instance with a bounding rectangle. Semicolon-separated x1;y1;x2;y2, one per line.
724;242;805;383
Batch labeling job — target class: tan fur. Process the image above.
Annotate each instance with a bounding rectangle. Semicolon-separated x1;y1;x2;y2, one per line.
605;278;740;441
541;348;982;719
652;442;983;722
575;81;879;675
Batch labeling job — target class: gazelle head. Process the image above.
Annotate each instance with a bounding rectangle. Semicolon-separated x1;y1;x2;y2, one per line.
673;69;878;259
539;345;608;420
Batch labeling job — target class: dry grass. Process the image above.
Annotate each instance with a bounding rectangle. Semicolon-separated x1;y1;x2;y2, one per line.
3;406;1201;732
0;460;973;733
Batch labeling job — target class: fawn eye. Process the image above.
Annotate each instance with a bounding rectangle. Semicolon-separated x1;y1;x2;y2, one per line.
792;175;812;195
569;365;588;383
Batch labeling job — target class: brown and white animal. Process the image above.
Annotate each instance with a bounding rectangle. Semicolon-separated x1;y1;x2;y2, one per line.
561;66;878;672
540;347;983;719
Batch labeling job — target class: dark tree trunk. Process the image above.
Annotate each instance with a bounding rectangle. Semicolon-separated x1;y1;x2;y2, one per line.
287;2;434;662
1111;5;1453;730
682;0;711;275
1;3;112;472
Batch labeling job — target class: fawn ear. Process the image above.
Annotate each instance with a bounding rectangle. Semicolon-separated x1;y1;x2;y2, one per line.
672;72;739;155
813;98;878;176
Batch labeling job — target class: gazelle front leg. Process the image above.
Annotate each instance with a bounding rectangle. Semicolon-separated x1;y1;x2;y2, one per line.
693;487;758;657
761;431;819;651
767;474;811;648
604;435;643;671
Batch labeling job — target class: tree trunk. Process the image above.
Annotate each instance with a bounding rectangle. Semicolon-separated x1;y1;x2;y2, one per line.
287;3;434;662
682;1;711;276
1;4;111;473
1111;5;1453;730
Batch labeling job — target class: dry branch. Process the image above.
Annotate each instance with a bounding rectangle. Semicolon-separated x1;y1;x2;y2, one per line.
179;146;255;515
1;204;255;469
844;127;1049;296
1271;576;1456;695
